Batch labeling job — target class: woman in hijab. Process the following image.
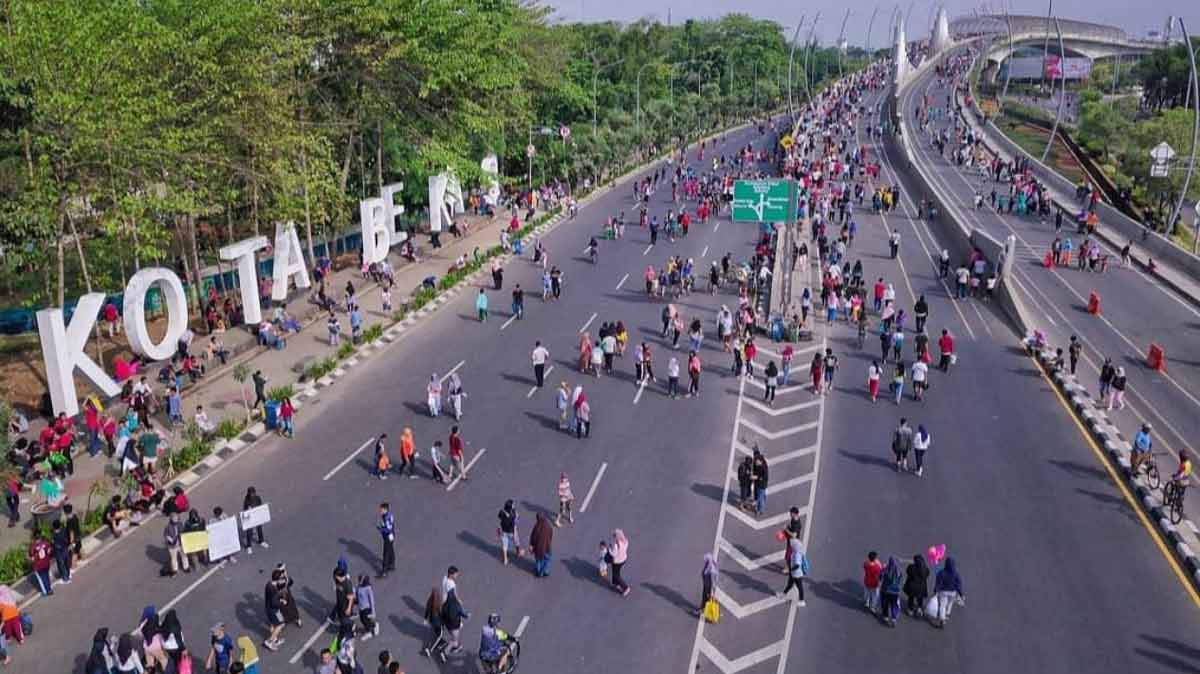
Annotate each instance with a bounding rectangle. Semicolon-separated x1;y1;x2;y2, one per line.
85;628;116;674
933;557;964;628
879;557;903;627
609;529;631;596
699;552;719;615
427;374;442;417
529;513;554;578
114;633;145;673
272;564;301;627
160;609;185;662
903;554;930;617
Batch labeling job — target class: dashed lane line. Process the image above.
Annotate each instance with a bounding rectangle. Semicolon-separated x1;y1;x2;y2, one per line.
579;462;609;513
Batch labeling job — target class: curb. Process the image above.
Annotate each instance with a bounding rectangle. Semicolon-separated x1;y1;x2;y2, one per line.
1030;346;1200;587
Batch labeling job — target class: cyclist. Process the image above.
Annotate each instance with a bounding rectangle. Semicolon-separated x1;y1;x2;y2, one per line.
479;613;511;673
1169;451;1192;494
587;237;598;264
1130;424;1152;476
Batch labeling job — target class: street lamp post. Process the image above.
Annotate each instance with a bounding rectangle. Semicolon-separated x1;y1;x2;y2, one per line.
788;17;806;120
1168;18;1199;247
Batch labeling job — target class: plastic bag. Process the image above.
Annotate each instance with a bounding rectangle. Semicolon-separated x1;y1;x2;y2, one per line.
703;598;721;624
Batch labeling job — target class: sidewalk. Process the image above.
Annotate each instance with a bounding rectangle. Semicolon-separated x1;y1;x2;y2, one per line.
1;208;514;556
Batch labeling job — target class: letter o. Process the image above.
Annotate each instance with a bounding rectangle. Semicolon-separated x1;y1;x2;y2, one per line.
124;268;189;361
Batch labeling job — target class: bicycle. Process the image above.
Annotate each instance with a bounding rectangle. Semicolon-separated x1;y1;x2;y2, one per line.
1163;480;1186;525
1131;451;1161;490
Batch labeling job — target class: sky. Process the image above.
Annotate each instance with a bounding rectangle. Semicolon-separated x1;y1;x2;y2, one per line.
542;0;1200;48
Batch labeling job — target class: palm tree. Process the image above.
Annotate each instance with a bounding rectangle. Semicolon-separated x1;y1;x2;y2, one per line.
232;363;252;421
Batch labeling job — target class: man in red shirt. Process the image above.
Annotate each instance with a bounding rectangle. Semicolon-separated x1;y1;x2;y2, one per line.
938;329;955;372
29;531;54;596
448;426;468;482
862;550;882;613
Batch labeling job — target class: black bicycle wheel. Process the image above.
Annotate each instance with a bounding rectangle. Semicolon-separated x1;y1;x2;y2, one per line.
1146;463;1161;490
505;640;521;673
1170;500;1184;525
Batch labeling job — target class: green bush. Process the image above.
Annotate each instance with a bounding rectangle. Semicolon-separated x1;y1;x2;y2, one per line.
336;341;356;360
0;544;30;585
174;436;212;472
309;357;338;379
362;324;384;344
216;417;247;440
266;385;296;402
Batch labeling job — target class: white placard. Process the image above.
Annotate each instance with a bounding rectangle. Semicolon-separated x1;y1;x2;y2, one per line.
239;503;271;529
207;517;242;561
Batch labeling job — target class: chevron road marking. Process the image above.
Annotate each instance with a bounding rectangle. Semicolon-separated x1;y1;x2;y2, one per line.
712;586;789;620
743;377;807;396
765;474;815;496
742;397;821;416
756;343;823;360
718;539;786;571
733;441;818;463
730;445;818;469
698;635;786;673
739;419;819;441
722;504;809;530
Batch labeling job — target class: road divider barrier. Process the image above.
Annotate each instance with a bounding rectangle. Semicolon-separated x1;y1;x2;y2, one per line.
1031;345;1200;601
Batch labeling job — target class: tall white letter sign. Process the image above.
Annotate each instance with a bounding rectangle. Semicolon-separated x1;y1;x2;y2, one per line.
219;236;269;325
271;222;311;301
36;294;121;417
359;182;405;265
123;268;189;362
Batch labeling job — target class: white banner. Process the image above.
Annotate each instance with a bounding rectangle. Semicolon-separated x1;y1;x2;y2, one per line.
239;503;271;529
207;517;242;561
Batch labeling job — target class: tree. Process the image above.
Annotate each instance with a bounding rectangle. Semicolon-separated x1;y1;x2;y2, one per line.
1077;94;1133;160
1116;108;1200;231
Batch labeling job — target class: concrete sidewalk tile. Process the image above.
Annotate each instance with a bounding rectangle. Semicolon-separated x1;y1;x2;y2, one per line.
1178;542;1194;559
202;454;223;468
176;471;200;486
246;422;266;438
81;537;103;556
316;376;333;388
225;438;247;452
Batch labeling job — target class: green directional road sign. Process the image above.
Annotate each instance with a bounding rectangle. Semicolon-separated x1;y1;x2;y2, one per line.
731;179;796;224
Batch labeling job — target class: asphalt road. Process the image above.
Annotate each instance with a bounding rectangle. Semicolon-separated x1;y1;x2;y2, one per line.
776;79;1200;674
17;118;784;674
17;70;1200;674
900;45;1200;522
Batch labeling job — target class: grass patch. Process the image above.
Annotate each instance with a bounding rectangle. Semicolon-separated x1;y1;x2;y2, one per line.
362;324;384;344
216;417;247;440
266;384;296;402
336;341;356;360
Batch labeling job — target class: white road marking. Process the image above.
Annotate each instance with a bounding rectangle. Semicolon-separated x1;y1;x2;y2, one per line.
579;312;598;333
741;397;821;416
289;621;331;664
701;245;709;258
632;377;649;404
642;244;654;256
526;365;555;398
616;273;629;290
500;313;520;330
446;448;488;491
322;437;376;481
714;222;721;233
580;462;609;513
514;615;531;638
440;360;466;383
161;562;227;613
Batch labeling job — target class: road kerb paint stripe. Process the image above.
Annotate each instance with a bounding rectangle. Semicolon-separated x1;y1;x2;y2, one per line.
526;365;555;398
323;437;376;481
446;448;488;492
616;273;629;290
580;462;609;513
